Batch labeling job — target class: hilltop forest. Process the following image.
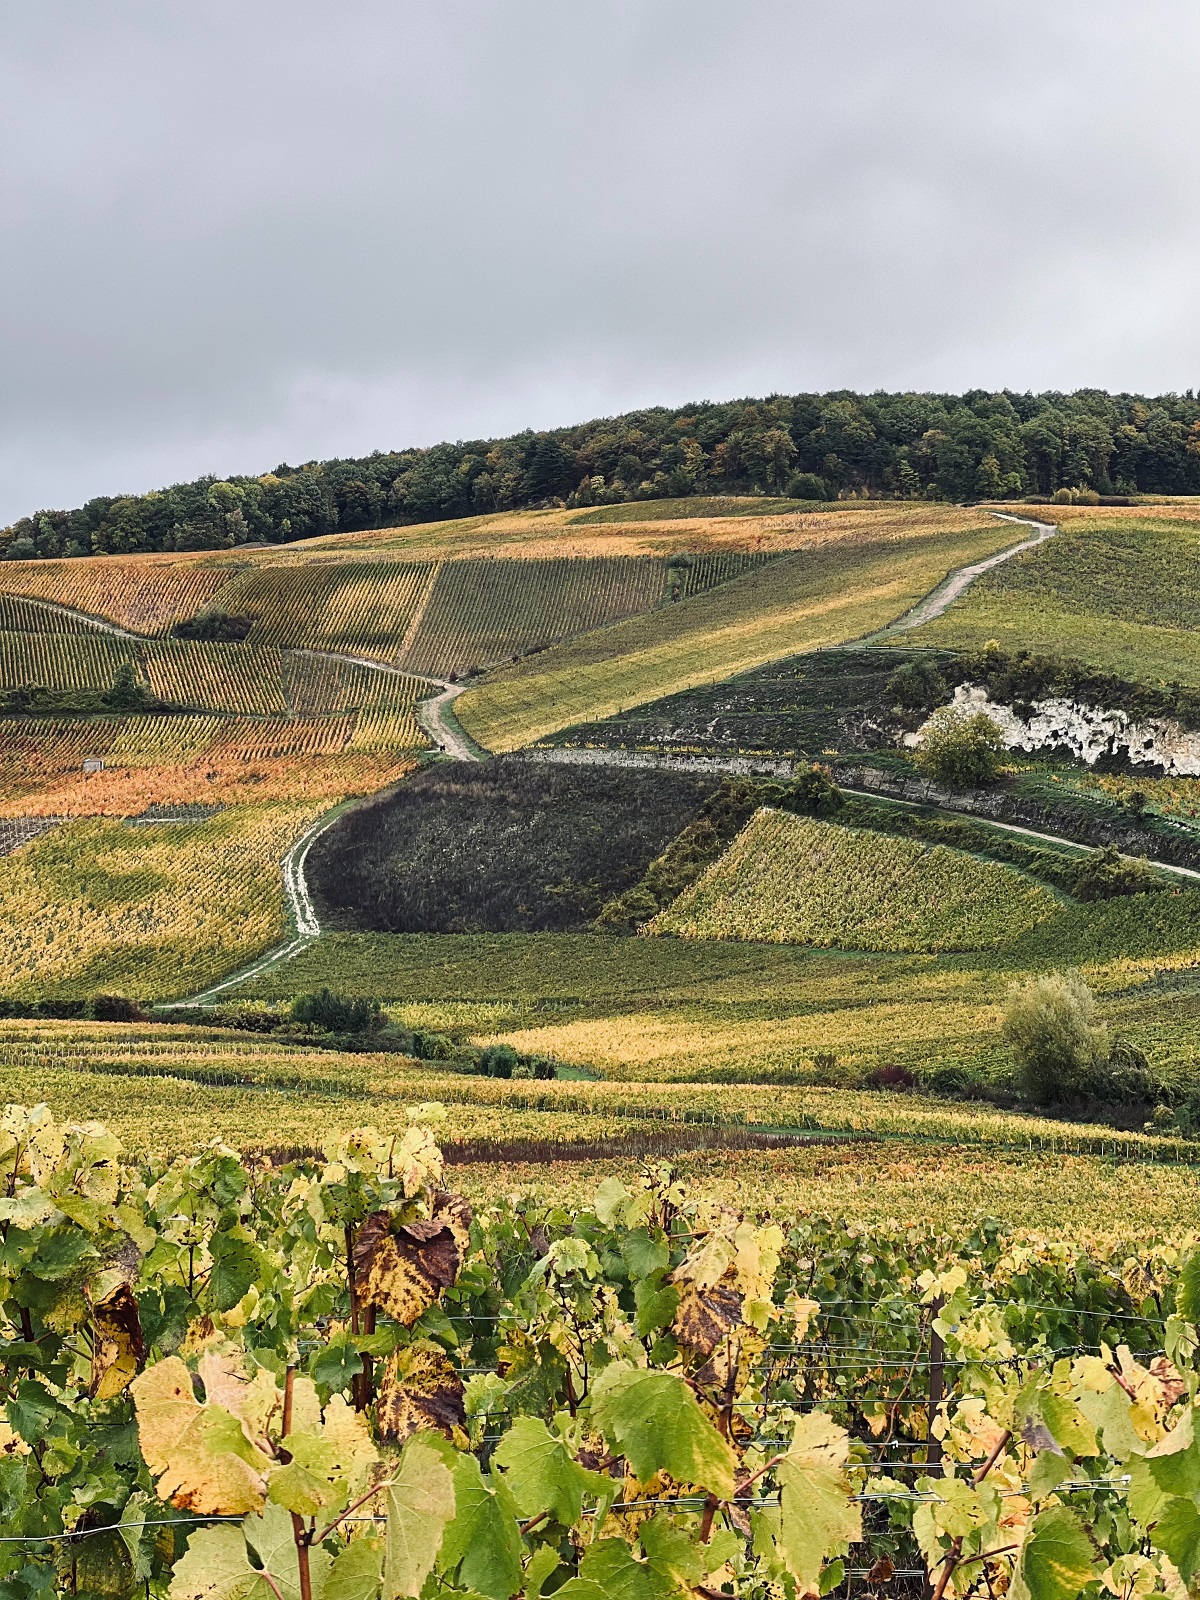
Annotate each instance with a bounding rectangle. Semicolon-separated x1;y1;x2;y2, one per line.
5;386;1200;560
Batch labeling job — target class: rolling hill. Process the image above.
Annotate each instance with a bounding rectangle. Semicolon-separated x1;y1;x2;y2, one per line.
2;486;1200;1179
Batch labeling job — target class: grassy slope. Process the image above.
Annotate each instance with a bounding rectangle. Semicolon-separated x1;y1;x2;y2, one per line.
233;910;1200;1088
901;511;1200;683
457;516;1017;750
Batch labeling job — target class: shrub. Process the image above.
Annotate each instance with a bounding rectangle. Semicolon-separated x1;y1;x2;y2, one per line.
926;1063;972;1097
213;1006;280;1034
784;764;844;818
886;658;949;712
478;1043;518;1079
409;1028;456;1060
1072;845;1157;902
91;994;143;1022
172;609;255;642
785;471;832;500
914;708;1005;787
1002;970;1111;1105
290;987;382;1034
1160;1086;1200;1137
865;1063;916;1090
1094;1037;1159;1103
102;662;158;712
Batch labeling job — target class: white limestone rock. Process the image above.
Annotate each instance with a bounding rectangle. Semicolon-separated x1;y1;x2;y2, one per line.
908;683;1200;776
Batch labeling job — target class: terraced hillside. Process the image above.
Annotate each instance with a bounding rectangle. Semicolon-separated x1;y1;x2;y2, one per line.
455;511;1022;749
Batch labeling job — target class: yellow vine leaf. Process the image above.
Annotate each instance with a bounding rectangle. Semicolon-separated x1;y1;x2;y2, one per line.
131;1356;271;1515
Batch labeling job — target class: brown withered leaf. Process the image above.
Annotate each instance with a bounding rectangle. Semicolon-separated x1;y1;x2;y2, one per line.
867;1557;895;1585
1150;1355;1188;1407
672;1278;743;1359
90;1283;146;1401
376;1342;466;1445
354;1194;472;1327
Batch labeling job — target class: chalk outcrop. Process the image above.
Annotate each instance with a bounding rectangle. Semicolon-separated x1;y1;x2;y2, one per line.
910;684;1200;777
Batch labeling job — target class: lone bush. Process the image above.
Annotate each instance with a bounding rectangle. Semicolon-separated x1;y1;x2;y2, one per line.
172;609;254;642
926;1063;972;1097
478;1043;519;1079
103;662;158;712
914;708;1005;787
784;764;844;818
90;994;143;1023
865;1063;916;1090
1072;845;1156;902
886;658;949;713
290;987;382;1035
785;471;833;500
1003;970;1111;1105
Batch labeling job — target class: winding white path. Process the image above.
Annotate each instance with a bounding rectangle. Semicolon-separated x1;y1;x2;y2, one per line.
6;592;138;639
858;510;1056;641
416;679;481;761
160;661;482;1006
160;807;350;1008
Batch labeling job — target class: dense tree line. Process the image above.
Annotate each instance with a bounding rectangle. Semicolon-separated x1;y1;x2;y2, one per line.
5;387;1200;560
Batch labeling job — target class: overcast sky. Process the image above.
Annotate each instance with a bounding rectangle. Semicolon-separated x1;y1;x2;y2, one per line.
2;1;1199;523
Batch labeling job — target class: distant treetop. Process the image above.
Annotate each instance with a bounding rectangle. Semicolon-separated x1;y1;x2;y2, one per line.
5;387;1200;561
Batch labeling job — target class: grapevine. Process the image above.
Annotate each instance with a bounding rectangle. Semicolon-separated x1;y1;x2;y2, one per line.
5;1101;1200;1598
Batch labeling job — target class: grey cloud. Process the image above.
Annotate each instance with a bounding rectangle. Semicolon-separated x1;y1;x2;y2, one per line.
2;0;1199;520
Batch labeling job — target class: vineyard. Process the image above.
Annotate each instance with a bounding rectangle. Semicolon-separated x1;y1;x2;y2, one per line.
7;1027;1200;1211
283;652;428;718
227;917;1200;1091
0;713;422;815
646;809;1062;953
0;553;236;631
8;1103;1200;1596
219;559;438;651
0;591;92;632
456;517;1022;751
0;803;324;997
399;556;666;675
0;629;429;725
0;628;135;690
10;484;1200;1572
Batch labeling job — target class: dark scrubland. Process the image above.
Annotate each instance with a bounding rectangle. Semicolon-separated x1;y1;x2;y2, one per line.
546;644;1200;757
542;646;930;757
544;644;1200;873
306;757;723;933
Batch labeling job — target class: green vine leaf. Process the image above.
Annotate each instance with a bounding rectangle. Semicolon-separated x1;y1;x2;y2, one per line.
383;1432;457;1600
492;1415;608;1525
438;1451;524;1600
1010;1506;1095;1600
588;1364;737;1495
